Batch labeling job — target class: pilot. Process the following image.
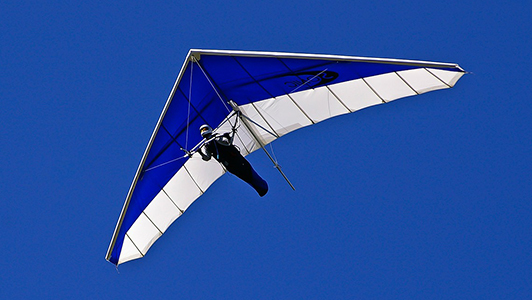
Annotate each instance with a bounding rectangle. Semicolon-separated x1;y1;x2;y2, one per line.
198;124;268;196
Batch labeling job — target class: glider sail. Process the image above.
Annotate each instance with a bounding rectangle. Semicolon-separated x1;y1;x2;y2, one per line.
106;49;465;265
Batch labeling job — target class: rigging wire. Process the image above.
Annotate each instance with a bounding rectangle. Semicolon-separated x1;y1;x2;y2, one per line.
191;55;238;134
143;155;188;172
290;68;328;94
269;143;279;165
192;56;231;114
185;59;194;151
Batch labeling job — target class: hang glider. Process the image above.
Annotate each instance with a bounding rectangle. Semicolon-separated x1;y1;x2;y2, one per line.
106;49;465;265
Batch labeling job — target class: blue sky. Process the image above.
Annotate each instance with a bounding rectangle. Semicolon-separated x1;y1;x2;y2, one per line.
2;0;531;299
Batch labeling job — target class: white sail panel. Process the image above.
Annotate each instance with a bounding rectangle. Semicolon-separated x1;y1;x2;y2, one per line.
184;154;225;192
427;68;464;87
163;164;203;211
289;86;350;123
248;95;313;139
328;78;383;112
397;68;449;94
118;235;143;265
365;72;417;102
144;191;182;233
125;213;162;255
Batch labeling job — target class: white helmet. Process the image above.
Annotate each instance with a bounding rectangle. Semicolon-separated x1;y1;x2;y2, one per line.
199;124;213;138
